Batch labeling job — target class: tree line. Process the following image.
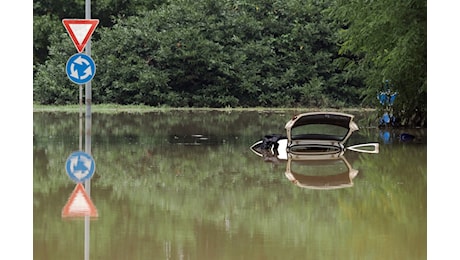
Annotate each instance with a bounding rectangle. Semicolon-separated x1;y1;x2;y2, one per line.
33;0;426;126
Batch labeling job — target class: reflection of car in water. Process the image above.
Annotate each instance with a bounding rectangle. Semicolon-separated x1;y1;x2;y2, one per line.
250;112;379;190
284;155;358;190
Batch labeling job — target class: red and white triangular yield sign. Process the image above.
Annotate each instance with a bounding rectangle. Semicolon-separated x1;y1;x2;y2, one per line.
62;183;98;218
62;19;99;53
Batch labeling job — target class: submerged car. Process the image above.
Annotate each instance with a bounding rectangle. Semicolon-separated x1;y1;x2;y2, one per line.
250;112;378;160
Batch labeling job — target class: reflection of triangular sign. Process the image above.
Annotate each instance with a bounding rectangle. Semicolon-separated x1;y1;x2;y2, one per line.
62;19;99;53
62;183;98;218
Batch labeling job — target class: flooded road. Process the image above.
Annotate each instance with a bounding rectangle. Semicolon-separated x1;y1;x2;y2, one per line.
33;110;427;260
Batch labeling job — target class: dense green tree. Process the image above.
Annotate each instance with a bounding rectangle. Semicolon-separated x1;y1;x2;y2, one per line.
33;0;427;126
91;0;358;107
33;0;165;66
329;0;427;126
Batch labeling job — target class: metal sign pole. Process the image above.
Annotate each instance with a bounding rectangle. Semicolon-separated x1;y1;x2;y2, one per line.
84;1;92;260
84;4;92;196
62;5;99;260
79;85;83;151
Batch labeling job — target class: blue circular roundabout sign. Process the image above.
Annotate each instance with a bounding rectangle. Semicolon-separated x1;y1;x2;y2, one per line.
66;53;96;85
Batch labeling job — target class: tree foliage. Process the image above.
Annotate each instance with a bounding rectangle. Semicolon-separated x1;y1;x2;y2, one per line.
33;0;427;126
329;0;427;126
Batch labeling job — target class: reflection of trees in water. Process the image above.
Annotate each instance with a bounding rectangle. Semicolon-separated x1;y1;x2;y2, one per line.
33;147;49;176
33;111;426;259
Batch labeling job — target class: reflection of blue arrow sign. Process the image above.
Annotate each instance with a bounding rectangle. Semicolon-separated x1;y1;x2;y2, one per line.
66;53;96;84
65;151;96;183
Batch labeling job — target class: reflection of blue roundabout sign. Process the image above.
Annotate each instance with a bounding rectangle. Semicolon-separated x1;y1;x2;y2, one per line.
65;151;96;183
66;53;96;84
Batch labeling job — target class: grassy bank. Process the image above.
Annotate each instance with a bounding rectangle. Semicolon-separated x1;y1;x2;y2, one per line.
33;104;376;113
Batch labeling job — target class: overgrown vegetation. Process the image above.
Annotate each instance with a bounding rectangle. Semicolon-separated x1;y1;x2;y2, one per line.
33;0;426;126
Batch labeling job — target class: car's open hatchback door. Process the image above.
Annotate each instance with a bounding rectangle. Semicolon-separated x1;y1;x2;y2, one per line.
284;112;359;155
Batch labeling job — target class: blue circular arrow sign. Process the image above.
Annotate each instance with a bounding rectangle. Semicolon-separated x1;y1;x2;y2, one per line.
66;53;96;84
65;151;96;183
